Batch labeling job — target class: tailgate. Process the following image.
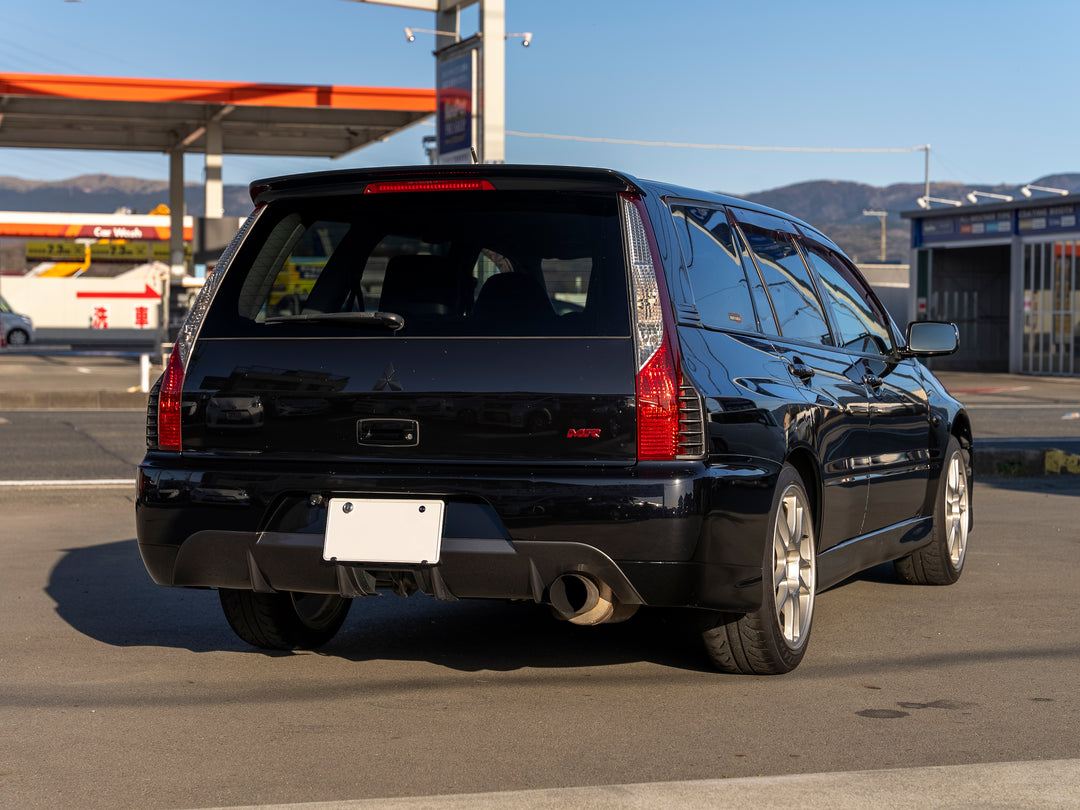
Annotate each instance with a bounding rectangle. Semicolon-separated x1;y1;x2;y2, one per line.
182;185;637;464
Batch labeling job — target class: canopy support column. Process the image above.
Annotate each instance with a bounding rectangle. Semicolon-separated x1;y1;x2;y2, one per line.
205;117;224;219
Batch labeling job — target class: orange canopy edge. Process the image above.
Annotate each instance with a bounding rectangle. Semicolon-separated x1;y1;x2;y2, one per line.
0;72;436;113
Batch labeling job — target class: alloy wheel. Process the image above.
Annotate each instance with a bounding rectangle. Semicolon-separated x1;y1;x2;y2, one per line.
945;451;969;569
772;484;816;648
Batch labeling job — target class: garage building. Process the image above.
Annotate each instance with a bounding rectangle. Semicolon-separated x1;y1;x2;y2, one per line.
903;196;1080;376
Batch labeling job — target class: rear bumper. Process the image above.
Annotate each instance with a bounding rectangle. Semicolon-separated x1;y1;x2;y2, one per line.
136;457;780;611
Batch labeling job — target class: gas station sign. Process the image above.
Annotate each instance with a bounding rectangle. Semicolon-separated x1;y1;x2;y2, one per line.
436;42;478;165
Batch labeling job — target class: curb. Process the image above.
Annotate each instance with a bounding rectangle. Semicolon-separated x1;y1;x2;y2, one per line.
976;444;1080;477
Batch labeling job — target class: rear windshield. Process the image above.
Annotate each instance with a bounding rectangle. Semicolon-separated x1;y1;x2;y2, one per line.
199;190;630;338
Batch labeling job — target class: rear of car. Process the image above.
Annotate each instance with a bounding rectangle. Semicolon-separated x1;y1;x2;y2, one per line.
137;165;969;674
136;167;750;639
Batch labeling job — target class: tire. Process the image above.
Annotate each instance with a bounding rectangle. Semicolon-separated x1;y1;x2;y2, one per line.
6;329;28;346
219;589;351;650
701;465;817;675
895;435;970;586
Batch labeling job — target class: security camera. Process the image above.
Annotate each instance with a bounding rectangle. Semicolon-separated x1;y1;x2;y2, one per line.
404;27;415;42
965;192;978;204
522;32;532;47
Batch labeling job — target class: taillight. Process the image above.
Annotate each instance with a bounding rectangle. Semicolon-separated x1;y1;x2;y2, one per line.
636;339;680;459
621;193;702;461
157;345;184;452
364;179;495;194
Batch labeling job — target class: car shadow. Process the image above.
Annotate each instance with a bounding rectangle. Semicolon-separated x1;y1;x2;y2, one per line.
46;538;712;673
46;538;242;653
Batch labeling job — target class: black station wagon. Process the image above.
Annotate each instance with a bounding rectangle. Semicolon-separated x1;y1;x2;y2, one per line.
136;165;971;674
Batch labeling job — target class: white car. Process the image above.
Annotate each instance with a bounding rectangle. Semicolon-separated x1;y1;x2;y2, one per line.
0;295;34;346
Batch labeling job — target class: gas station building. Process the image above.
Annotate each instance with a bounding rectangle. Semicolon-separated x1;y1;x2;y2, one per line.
904;196;1080;377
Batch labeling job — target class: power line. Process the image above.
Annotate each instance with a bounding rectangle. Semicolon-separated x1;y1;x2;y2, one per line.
505;130;927;154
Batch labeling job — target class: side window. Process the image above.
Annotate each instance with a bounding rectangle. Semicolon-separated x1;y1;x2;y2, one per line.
801;242;893;355
734;212;831;345
671;204;758;332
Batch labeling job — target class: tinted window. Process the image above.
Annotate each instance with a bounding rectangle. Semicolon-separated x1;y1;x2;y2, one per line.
735;216;831;345
671;204;758;332
202;191;629;338
801;242;893;355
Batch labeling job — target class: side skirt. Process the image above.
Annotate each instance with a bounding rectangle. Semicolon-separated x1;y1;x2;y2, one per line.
817;516;934;591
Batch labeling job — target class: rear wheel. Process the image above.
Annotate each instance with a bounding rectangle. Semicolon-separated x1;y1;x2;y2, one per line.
895;435;969;585
701;465;816;675
219;589;351;650
6;329;28;346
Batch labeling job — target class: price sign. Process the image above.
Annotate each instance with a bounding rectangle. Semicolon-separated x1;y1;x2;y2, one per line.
26;241;86;260
90;242;151;262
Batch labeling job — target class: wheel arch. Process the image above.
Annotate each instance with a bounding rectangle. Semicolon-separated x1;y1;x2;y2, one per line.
951;409;973;461
784;446;822;547
949;412;974;529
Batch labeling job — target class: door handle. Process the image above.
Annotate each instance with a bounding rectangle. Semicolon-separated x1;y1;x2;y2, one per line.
863;374;884;391
788;362;815;382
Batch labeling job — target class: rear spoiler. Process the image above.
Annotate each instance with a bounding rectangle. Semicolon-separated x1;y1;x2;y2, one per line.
250;165;642;206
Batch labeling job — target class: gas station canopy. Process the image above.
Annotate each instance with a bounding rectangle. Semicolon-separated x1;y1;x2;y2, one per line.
0;72;436;157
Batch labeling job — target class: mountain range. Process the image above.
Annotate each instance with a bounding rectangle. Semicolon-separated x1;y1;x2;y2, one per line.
2;172;1078;266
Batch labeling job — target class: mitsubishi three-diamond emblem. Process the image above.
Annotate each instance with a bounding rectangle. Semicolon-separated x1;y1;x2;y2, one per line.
374;362;403;391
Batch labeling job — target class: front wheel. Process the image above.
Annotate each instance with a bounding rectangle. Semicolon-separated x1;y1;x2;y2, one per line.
701;465;817;675
895;435;970;585
219;589;351;650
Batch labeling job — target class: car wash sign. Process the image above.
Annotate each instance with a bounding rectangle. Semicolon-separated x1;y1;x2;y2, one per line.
436;42;478;165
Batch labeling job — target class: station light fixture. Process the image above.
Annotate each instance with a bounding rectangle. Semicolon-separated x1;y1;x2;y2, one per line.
404;26;459;42
966;190;1013;204
1020;184;1070;197
916;196;963;209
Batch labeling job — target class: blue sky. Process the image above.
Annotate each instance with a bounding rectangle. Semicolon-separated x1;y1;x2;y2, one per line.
0;0;1076;195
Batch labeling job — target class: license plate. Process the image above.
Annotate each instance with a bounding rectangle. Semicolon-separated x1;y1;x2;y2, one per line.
323;498;444;565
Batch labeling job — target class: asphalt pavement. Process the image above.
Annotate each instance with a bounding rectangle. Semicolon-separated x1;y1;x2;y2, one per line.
1;347;1078;476
2;353;1079;807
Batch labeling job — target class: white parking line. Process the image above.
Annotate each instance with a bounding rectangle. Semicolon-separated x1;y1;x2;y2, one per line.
191;758;1080;810
0;479;135;488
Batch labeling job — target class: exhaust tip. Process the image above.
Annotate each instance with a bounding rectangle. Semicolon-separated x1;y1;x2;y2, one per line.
549;573;615;626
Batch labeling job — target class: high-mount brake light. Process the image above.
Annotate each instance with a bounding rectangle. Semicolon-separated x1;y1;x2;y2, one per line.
621;193;687;462
364;179;495;194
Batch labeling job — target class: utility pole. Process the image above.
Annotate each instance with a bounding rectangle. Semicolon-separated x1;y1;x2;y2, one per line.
349;0;518;164
863;209;888;262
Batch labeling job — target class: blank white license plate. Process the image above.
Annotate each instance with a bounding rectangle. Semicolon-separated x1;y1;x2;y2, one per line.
323;498;444;565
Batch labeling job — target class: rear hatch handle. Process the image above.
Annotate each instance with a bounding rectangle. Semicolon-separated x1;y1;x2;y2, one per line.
357;418;419;447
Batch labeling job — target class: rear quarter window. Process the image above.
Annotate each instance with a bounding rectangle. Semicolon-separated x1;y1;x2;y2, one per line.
671;204;759;332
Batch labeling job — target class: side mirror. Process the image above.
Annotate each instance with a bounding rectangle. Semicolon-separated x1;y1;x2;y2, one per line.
902;321;959;356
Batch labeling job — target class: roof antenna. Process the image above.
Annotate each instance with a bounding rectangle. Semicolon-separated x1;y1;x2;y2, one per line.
470;147;479;164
